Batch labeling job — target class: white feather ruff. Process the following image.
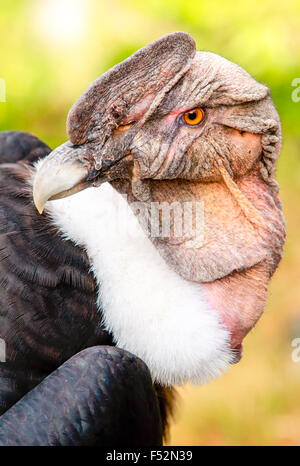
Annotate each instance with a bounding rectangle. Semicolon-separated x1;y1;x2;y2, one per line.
45;182;233;386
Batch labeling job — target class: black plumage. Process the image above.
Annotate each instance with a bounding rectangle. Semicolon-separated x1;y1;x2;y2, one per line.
0;347;163;446
0;131;172;445
0;131;51;164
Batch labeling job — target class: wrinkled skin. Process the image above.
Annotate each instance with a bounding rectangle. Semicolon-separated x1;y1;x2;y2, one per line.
34;32;285;351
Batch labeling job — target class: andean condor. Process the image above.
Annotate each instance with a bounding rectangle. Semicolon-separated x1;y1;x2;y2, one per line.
0;32;285;445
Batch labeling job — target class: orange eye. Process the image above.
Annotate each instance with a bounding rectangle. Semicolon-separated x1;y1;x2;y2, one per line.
183;108;205;126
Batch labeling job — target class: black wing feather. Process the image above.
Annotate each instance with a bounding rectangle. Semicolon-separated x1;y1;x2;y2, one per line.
0;131;173;442
0;159;112;415
0;131;51;165
0;347;163;446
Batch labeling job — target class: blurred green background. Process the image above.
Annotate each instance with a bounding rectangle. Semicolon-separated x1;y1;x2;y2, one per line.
1;0;299;446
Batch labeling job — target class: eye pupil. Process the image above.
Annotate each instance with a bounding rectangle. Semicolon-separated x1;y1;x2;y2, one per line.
188;112;197;120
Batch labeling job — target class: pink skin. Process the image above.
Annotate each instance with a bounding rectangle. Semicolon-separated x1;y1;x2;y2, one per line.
199;262;268;356
197;170;275;354
197;168;282;356
157;114;269;357
164;106;191;124
117;89;278;362
120;94;156;126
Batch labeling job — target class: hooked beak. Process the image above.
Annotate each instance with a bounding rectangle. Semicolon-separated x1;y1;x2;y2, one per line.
33;142;95;214
33;141;133;214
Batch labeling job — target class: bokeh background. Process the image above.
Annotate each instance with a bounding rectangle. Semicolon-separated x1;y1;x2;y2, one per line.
0;0;299;446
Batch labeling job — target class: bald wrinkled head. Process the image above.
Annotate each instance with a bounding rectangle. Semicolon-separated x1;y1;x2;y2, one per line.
33;32;285;353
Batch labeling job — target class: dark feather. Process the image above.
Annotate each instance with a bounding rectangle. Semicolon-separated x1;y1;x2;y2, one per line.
0;347;163;446
0;131;51;165
0;131;173;442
